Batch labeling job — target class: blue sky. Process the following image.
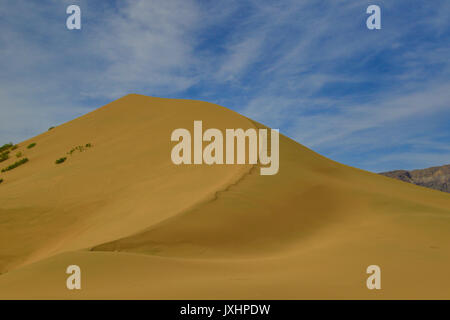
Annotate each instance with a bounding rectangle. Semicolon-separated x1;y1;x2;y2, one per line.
0;0;449;172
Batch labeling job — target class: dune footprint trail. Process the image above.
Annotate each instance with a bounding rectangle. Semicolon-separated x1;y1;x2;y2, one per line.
0;94;449;299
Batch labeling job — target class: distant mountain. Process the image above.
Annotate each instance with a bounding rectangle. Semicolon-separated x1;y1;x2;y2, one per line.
380;164;450;193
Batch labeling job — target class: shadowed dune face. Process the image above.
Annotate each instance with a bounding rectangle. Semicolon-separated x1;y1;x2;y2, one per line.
91;128;377;257
0;94;449;299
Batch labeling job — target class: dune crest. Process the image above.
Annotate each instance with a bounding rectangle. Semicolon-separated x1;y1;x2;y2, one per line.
0;94;449;299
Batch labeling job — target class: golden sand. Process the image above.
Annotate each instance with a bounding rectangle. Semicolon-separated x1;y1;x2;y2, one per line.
0;94;449;299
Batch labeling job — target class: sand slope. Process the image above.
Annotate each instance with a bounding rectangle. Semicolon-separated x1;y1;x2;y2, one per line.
0;94;449;299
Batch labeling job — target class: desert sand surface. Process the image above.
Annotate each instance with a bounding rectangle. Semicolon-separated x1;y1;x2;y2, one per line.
0;94;449;299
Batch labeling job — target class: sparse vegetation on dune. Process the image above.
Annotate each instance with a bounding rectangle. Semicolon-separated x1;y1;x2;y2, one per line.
55;157;67;164
48;126;55;131
0;143;13;153
57;143;93;165
67;143;93;155
0;151;9;163
1;158;28;172
0;143;13;162
0;178;3;184
1;140;93;170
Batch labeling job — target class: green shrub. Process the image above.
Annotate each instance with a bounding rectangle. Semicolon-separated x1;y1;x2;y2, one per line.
11;145;18;151
55;157;67;164
27;143;37;149
0;143;13;153
0;151;9;163
1;158;28;172
48;126;55;131
16;152;23;158
0;178;3;184
67;143;93;156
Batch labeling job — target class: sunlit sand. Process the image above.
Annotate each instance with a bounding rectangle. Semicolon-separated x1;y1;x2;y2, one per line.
0;94;449;299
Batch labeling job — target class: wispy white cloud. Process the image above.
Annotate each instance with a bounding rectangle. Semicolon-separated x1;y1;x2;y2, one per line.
290;83;450;148
81;0;203;98
216;37;264;82
0;0;448;171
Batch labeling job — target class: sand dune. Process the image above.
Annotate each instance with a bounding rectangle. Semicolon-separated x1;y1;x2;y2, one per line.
0;94;449;299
